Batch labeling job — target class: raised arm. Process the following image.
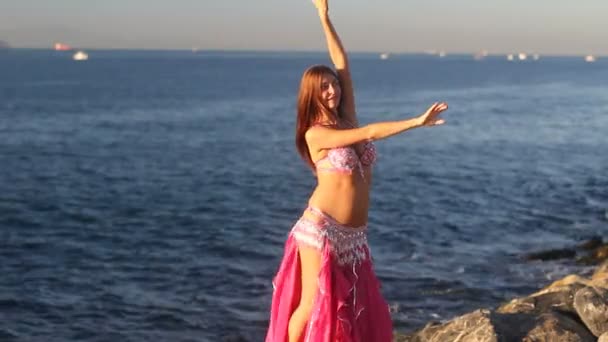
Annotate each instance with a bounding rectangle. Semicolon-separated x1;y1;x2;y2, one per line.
306;103;449;152
313;0;357;124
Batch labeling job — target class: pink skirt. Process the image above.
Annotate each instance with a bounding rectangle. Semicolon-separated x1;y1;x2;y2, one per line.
265;207;393;342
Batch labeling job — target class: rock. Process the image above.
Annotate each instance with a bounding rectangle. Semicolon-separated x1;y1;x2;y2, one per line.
595;260;608;275
525;248;576;261
578;236;604;250
591;261;608;289
395;309;595;342
578;244;608;265
521;237;608;265
536;275;592;294
593;261;608;284
529;270;606;291
497;282;586;315
522;311;596;342
594;246;608;262
394;309;499;342
573;286;608;337
395;252;608;341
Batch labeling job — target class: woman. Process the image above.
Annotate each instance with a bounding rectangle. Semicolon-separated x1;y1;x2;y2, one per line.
265;1;448;341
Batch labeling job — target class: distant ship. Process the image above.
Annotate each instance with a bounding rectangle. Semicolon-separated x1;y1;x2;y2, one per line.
473;50;488;61
425;50;447;58
507;54;514;61
379;53;390;60
73;51;89;61
518;52;527;61
54;43;72;51
585;55;596;63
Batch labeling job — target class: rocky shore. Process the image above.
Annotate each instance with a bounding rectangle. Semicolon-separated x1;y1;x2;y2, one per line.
395;237;608;342
222;238;608;342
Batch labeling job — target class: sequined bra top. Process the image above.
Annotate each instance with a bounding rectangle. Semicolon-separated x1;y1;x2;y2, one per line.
314;142;377;175
311;121;377;177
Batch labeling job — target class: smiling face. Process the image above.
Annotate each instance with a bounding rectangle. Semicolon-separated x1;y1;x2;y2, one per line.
320;73;341;112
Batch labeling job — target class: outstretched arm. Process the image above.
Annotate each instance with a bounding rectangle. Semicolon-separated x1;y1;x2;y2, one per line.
306;103;449;151
313;0;357;125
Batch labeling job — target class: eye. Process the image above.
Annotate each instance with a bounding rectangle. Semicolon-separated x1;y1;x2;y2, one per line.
320;82;329;91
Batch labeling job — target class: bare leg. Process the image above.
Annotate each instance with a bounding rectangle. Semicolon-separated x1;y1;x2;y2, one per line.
288;245;321;342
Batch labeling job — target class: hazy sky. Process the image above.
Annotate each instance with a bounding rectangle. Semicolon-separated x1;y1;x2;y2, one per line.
1;0;606;55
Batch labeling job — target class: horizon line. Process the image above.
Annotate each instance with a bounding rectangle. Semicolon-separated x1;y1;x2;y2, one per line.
2;46;606;58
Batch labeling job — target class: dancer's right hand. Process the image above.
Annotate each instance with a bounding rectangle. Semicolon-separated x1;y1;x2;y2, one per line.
417;102;448;126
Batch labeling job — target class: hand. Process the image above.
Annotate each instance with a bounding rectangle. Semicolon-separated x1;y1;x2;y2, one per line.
312;0;329;16
417;102;448;127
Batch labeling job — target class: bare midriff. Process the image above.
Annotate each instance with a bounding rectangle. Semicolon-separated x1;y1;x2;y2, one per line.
306;166;372;227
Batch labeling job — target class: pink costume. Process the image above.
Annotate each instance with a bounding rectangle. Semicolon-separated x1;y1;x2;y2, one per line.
265;139;393;342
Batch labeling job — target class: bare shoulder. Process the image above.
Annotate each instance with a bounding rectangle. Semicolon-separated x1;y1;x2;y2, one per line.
305;125;327;151
305;124;336;140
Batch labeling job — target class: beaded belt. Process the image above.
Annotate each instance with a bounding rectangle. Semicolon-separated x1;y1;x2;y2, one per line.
291;214;369;266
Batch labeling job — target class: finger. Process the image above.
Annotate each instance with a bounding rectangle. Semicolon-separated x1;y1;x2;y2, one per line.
427;119;444;126
434;108;445;115
427;119;445;126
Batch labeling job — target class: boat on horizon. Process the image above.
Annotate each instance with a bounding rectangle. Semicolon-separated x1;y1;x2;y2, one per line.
585;55;596;63
73;51;88;61
379;52;390;60
473;50;488;61
55;43;72;51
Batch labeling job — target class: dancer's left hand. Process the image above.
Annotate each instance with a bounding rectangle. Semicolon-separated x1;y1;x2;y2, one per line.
312;0;329;15
418;102;448;126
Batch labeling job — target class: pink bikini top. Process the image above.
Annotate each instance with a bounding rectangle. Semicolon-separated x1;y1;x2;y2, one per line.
314;142;377;175
310;122;377;179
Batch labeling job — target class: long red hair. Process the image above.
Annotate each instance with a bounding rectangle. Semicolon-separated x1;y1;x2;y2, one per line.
295;65;342;170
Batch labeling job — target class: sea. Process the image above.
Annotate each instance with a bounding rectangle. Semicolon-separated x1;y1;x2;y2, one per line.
1;49;607;341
